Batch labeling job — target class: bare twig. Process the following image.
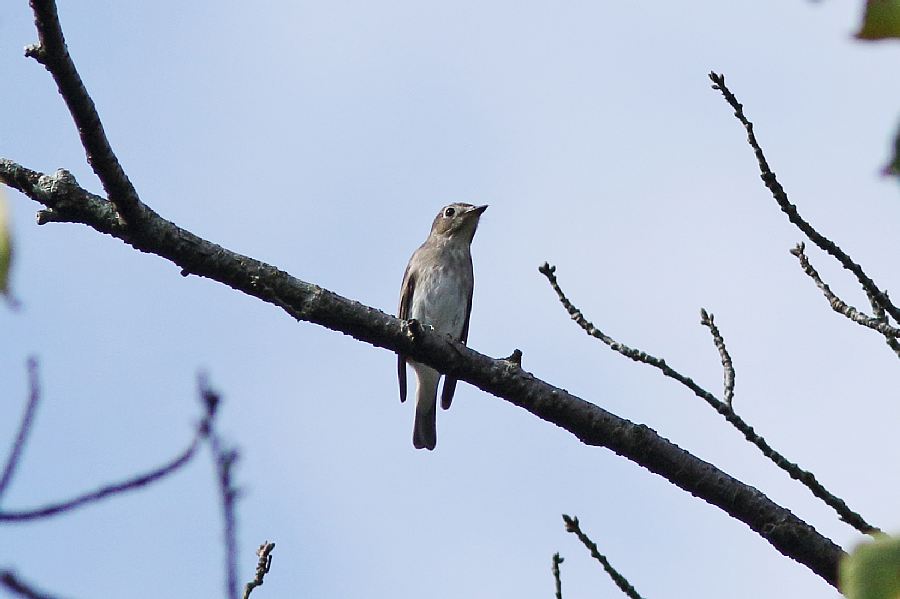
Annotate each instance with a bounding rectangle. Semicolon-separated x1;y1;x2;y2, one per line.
0;570;62;599
790;242;900;342
0;358;41;501
0;393;217;522
539;262;881;536
243;542;276;599
199;378;240;599
25;0;145;226
551;553;564;599
699;309;735;407
562;515;642;599
538;263;718;403
216;446;239;599
708;71;900;324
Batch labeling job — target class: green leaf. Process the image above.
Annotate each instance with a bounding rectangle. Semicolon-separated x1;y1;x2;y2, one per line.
856;0;900;40
840;535;900;599
885;125;900;177
0;189;11;297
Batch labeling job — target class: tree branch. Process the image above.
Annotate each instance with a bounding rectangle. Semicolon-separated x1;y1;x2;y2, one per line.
0;387;216;522
0;358;41;502
0;158;852;583
199;378;241;599
25;0;145;227
708;71;900;324
867;290;900;358
243;542;276;599
0;570;62;599
551;552;563;599
563;515;643;599
790;242;900;342
539;262;880;537
699;309;735;407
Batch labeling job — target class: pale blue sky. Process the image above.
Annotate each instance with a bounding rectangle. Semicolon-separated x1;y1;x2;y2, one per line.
2;2;899;598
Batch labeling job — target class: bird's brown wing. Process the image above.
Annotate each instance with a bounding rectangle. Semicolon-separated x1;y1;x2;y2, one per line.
397;266;416;403
440;289;472;410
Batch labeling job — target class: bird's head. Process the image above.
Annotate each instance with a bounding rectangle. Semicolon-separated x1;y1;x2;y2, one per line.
429;203;488;243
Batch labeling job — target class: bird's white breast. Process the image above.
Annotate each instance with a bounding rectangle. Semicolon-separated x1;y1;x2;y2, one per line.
410;264;468;340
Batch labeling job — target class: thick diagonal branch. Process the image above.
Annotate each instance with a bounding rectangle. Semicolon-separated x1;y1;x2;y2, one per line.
0;161;844;586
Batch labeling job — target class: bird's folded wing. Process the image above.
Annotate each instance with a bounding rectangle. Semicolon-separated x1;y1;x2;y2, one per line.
397;266;416;403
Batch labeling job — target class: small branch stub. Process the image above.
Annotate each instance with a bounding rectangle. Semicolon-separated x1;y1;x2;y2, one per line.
502;348;523;367
405;318;423;342
23;43;47;63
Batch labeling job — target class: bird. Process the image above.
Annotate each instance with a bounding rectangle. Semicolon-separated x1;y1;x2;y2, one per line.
397;203;487;450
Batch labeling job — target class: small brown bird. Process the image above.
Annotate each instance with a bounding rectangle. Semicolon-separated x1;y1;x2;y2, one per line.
397;203;487;450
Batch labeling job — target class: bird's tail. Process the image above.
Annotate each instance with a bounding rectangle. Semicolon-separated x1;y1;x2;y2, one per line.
412;365;439;450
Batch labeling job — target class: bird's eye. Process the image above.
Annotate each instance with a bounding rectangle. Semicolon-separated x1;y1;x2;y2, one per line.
444;207;456;217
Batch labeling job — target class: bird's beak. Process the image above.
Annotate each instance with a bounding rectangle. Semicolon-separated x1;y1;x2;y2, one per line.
470;205;488;216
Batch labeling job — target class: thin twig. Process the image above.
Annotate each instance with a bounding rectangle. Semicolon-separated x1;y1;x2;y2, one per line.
562;515;642;599
243;541;276;599
25;0;145;226
200;378;240;599
0;570;62;599
0;395;216;522
790;242;900;340
708;71;900;324
539;262;732;409
551;553;564;599
216;446;239;599
699;309;735;407
540;262;881;536
0;358;41;501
